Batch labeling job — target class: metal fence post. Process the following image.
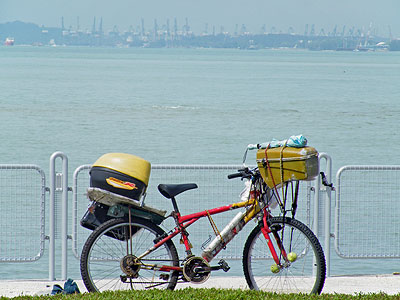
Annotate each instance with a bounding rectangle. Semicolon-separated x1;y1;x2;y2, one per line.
312;163;320;277
49;152;68;280
72;165;91;259
318;153;333;277
49;155;56;280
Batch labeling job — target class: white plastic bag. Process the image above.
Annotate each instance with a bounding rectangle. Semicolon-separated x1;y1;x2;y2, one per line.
240;179;251;201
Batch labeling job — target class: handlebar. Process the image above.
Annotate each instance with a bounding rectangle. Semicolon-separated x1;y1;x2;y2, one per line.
227;172;243;179
227;167;253;180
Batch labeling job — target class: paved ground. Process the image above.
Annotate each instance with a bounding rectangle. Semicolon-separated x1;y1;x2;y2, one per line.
0;275;399;298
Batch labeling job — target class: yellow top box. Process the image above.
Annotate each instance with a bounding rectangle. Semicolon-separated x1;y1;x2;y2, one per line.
256;146;319;188
93;153;151;186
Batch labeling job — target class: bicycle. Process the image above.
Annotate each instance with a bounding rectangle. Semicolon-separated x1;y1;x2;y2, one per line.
80;146;326;294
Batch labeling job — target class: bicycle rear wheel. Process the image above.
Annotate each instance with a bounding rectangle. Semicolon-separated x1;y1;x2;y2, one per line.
80;217;179;292
243;216;326;294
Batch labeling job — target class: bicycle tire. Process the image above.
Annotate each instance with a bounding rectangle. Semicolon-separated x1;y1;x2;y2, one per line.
243;216;326;294
80;217;179;292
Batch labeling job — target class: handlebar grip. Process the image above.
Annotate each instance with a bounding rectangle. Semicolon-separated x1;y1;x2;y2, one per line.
227;172;243;179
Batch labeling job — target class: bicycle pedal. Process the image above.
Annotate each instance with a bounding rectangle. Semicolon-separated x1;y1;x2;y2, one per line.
218;259;230;272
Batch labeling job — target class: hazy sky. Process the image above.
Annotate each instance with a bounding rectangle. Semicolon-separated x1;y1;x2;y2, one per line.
1;0;399;37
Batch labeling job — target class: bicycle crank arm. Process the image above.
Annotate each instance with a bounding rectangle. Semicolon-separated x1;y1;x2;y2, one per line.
198;259;230;273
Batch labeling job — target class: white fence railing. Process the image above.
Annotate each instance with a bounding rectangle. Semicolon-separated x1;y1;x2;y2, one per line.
335;165;400;259
0;165;46;262
10;152;400;280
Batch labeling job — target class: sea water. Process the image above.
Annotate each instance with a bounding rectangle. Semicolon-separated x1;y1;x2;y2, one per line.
0;46;400;280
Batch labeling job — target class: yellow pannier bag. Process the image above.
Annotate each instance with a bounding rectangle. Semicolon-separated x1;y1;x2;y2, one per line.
256;146;319;188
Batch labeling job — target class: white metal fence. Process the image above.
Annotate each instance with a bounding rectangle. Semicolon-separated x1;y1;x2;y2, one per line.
5;152;400;280
0;165;46;262
335;165;400;258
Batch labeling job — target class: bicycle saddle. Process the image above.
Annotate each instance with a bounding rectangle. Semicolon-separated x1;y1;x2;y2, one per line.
158;183;198;199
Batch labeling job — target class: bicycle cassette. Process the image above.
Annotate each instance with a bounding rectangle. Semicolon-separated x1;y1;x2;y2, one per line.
182;256;211;283
120;254;141;278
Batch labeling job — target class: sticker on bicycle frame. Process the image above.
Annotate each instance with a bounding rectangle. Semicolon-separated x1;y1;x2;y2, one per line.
106;177;138;190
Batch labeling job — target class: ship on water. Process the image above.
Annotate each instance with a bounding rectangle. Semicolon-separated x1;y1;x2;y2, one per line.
4;37;15;46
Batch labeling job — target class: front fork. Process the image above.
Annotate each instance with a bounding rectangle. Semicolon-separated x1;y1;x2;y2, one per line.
260;208;288;266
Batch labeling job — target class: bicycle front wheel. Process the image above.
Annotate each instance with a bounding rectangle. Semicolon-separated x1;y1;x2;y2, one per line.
80;217;179;292
243;216;326;294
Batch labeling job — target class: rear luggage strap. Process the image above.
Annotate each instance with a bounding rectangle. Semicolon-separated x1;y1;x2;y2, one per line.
263;143;287;212
279;141;287;199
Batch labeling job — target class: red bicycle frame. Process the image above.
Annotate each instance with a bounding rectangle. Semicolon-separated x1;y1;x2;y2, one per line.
137;198;288;272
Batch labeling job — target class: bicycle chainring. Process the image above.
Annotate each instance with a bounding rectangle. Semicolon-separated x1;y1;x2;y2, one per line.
182;256;211;283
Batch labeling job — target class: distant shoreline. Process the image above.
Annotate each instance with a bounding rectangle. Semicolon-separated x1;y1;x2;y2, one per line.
1;44;399;53
2;21;400;51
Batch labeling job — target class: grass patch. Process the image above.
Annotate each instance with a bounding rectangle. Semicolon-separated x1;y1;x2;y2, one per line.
3;288;400;300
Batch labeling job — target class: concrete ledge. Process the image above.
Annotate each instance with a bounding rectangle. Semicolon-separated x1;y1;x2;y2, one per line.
323;274;400;295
